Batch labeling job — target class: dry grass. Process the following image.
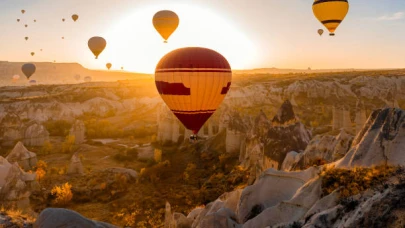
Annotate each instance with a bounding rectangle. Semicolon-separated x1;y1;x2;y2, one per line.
321;165;400;198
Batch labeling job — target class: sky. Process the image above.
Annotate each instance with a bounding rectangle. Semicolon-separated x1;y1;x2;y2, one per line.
0;0;405;73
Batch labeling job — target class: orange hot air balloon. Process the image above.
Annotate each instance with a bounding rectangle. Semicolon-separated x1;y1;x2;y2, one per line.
72;14;79;22
88;36;106;59
155;47;232;135
153;10;179;43
106;63;112;70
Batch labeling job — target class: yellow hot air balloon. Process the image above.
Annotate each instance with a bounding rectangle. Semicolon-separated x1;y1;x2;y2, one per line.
88;37;107;59
153;10;179;43
318;29;324;36
72;14;79;22
21;10;25;14
313;0;349;36
30;52;35;56
106;63;112;70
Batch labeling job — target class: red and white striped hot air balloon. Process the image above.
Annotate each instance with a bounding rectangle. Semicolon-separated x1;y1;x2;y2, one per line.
155;47;232;137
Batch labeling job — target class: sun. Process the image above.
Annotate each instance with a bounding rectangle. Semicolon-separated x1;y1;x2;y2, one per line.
94;3;257;73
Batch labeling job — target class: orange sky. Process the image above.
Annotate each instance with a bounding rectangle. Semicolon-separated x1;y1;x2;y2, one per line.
0;0;405;73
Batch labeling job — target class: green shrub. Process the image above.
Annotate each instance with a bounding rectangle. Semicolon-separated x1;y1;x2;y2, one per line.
44;120;72;136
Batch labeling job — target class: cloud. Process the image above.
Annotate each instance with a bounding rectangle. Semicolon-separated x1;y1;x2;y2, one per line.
376;12;404;21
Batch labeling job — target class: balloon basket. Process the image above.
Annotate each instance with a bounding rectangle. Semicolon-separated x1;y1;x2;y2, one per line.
329;33;335;36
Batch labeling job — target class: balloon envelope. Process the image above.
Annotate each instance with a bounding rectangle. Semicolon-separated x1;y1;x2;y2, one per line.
313;0;349;36
21;10;25;14
153;10;179;42
106;63;112;70
155;47;232;134
88;37;106;59
22;63;36;79
12;75;20;80
72;14;79;22
30;52;35;56
318;29;324;36
25;37;29;41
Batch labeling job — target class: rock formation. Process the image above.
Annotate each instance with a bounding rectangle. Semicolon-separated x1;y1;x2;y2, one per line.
69;120;86;144
332;106;352;133
23;122;50;146
157;104;182;144
6;141;37;171
67;152;84;175
0;156;37;206
240;100;311;179
34;208;118;228
336;108;405;168
290;129;353;170
0;113;23;146
226;112;248;154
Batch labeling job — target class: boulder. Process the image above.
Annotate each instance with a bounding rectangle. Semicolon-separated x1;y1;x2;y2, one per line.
6;141;37;171
34;208;118;228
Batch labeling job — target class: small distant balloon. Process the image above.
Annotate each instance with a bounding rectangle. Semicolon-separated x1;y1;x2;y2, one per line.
153;10;179;43
62;18;65;22
106;63;112;70
21;10;25;14
29;80;37;85
72;14;79;22
25;24;28;28
17;19;20;22
12;75;20;80
84;76;92;82
40;49;43;51
121;67;124;70
30;52;35;56
62;37;65;39
34;20;36;22
318;29;324;36
21;63;36;79
25;37;29;41
88;36;106;59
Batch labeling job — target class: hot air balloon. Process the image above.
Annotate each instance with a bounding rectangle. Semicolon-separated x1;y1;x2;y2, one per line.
106;63;112;70
30;52;35;56
62;18;65;22
21;10;25;14
312;0;349;36
84;76;92;82
17;19;20;22
25;37;29;41
22;63;36;79
12;75;20;80
25;24;28;28
318;29;324;36
29;80;37;85
153;10;179;43
155;47;232;137
88;37;106;59
121;67;124;70
72;14;79;22
62;37;64;39
40;49;43;51
34;20;36;22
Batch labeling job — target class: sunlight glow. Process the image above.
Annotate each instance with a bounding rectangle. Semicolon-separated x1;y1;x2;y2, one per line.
98;3;257;73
